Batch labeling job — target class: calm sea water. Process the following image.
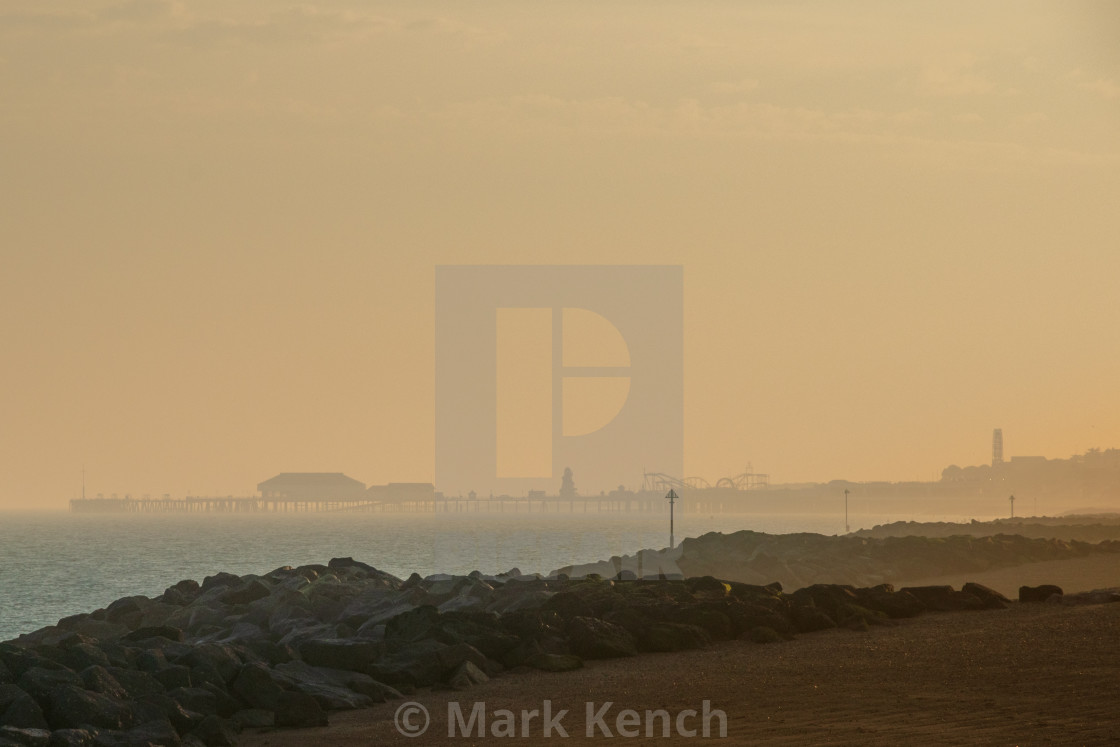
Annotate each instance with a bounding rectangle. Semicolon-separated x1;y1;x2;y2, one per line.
0;509;992;642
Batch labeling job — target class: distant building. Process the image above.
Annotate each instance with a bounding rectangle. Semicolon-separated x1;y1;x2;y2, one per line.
257;473;366;502
992;429;1004;466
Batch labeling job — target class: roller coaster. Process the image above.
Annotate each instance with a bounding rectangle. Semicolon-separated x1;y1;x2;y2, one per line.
642;466;769;493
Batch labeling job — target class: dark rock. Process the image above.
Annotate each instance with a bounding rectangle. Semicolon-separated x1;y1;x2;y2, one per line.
899;586;985;612
446;661;488;691
289;682;371;711
383;606;445;644
68;621;129;642
685;576;729;596
297;640;381;673
272;661;400;704
273;691;327;728
790;605;836;633
849;586;925;619
1019;584;1063;603
188;715;236;747
79;666;129;700
46;686;134;731
176;646;240;686
962;582;1011;609
0;647;60;679
1057;590;1120;606
161;581;200;607
18;667;85;705
567;617;637;659
0;728;50;747
104;597;150;629
104;669;164;699
241;641;294;667
55;644;111;673
435;643;489;677
638;622;710;652
747;626;782;643
525;654;583;672
200;574;240;594
199;683;241;720
672;604;734;640
327;558;379;574
0;684;26;711
368;640;446;687
123;627;183;644
107;719;181;747
230;710;273;729
219;580;272;607
133;650;168;674
230;664;286;711
46;730;96;747
1;692;49;731
165;688;217;718
95;645;133;670
152;666;192;691
133;693;204;734
0;662;10;684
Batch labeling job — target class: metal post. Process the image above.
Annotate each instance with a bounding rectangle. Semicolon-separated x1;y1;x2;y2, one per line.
666;489;677;549
844;488;850;534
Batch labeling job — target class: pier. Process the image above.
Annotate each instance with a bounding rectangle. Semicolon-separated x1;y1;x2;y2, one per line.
67;494;737;515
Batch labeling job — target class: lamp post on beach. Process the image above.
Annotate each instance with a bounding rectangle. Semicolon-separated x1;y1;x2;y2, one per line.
666;489;678;549
1009;494;1015;519
844;489;850;534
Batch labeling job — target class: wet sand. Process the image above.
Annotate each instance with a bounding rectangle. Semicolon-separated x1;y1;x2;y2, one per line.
242;600;1120;746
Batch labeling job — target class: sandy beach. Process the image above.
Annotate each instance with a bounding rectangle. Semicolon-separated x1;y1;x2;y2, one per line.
242;591;1120;745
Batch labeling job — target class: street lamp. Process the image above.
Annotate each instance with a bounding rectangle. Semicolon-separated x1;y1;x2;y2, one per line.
844;488;850;534
666;489;678;549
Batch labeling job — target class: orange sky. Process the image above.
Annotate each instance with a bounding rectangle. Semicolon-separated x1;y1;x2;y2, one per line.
1;1;1118;508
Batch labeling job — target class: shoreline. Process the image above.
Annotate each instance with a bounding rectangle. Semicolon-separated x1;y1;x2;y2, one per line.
2;526;1118;746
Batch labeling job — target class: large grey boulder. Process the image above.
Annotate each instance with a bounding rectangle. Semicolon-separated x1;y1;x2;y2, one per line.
46;686;135;730
297;640;381;672
1019;584;1063;603
273;691;327;728
229;663;287;711
1;692;49;731
566;617;637;659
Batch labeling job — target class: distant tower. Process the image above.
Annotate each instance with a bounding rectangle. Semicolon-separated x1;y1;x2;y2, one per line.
559;467;577;500
992;429;1004;466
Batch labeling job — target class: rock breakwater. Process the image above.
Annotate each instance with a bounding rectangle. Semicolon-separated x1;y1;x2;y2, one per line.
555;531;1120;589
1;547;1116;746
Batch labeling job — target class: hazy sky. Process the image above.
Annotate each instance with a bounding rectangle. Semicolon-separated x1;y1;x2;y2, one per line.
2;1;1118;508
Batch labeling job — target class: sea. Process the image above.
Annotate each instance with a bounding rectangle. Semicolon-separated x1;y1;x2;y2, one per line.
0;509;996;643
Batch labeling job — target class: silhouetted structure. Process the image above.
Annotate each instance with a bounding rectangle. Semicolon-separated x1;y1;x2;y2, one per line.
560;467;577;500
993;429;1004;466
257;473;366;502
366;482;436;504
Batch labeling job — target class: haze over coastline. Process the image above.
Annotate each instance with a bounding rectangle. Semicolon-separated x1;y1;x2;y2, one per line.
2;2;1119;510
